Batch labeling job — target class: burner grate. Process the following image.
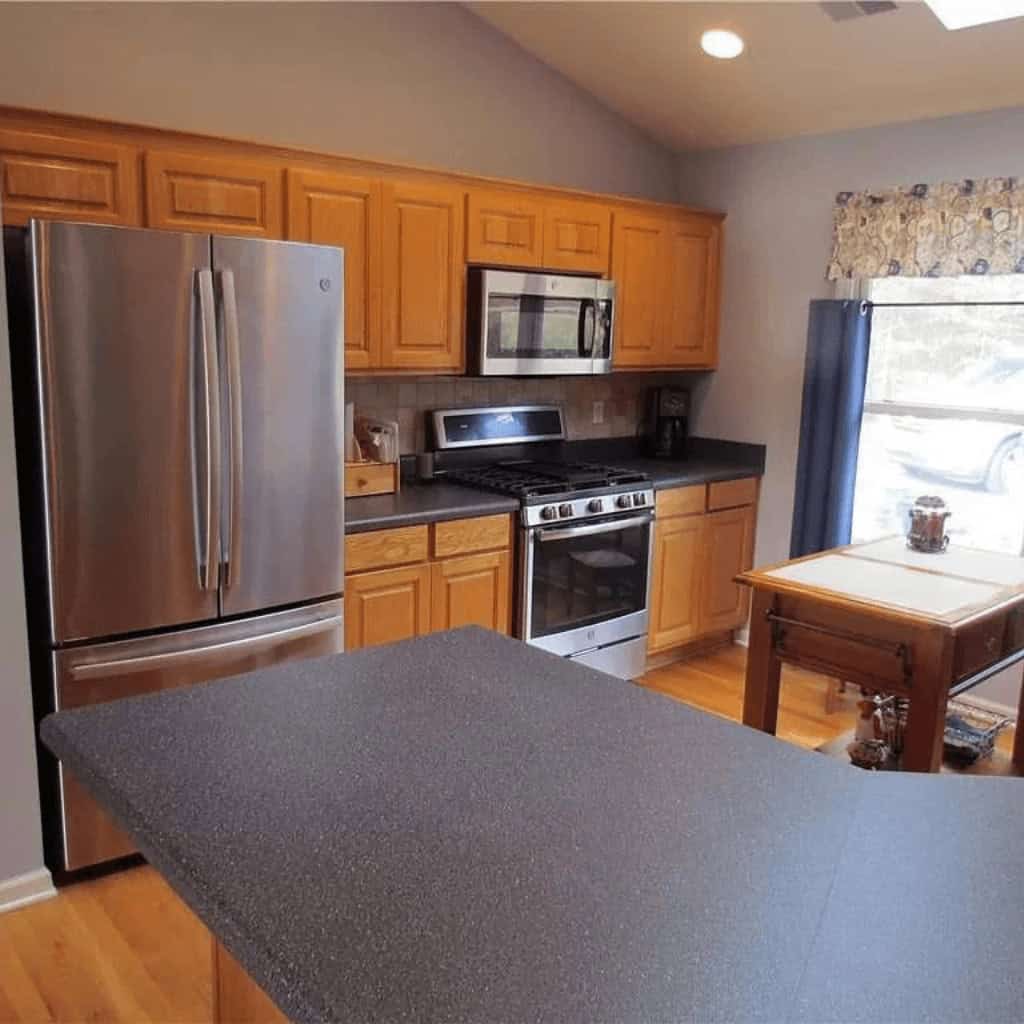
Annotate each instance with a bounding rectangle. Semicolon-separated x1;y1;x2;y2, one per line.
445;460;649;499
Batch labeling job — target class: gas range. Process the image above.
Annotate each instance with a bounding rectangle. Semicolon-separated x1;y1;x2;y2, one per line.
430;405;654;681
444;460;654;527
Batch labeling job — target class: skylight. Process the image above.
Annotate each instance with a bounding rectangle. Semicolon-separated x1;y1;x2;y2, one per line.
923;0;1024;29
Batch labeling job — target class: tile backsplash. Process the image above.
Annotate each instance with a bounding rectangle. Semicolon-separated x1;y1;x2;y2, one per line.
346;373;699;454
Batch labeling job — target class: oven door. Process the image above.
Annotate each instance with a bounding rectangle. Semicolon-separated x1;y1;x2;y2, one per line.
477;269;614;375
521;512;652;656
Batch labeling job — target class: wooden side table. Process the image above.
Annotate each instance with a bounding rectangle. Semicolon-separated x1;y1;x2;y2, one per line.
737;537;1024;773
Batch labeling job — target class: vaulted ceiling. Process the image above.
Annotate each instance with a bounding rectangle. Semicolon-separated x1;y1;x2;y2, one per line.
468;2;1024;151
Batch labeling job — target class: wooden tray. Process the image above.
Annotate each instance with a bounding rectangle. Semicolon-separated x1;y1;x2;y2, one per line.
345;461;399;498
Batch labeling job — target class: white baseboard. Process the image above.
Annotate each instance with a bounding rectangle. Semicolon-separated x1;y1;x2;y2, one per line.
0;867;56;914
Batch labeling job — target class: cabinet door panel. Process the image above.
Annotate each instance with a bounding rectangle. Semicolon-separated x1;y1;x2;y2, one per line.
345;564;431;651
700;506;755;635
467;188;543;267
542;199;610;274
611;212;667;367
648;515;704;653
663;216;721;368
381;180;465;371
0;129;140;227
287;168;381;369
145;150;283;236
430;551;511;635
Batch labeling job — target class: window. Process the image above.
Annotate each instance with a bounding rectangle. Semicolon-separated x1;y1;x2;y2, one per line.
851;276;1024;554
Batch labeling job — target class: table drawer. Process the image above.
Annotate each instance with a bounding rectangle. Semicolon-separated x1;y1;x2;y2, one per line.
433;514;512;558
655;485;705;519
954;613;1007;682
345;525;429;573
771;613;909;693
707;477;758;511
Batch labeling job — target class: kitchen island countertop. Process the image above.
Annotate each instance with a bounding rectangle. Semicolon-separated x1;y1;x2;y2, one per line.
40;627;1024;1024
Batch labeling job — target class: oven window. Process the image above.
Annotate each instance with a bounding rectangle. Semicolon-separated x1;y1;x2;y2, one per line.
486;294;584;359
530;519;650;639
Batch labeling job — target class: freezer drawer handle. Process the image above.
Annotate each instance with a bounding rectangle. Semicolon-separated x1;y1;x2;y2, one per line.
195;268;222;590
219;268;244;588
67;614;342;680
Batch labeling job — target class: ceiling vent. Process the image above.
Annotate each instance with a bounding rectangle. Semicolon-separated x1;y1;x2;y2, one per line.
820;1;898;21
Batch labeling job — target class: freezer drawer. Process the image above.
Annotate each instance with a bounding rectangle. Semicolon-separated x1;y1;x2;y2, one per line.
53;599;343;871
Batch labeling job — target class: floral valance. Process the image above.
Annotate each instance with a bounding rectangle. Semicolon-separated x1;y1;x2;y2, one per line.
827;178;1024;280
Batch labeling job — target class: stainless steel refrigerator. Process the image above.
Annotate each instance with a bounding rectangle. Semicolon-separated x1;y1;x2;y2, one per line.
6;221;345;873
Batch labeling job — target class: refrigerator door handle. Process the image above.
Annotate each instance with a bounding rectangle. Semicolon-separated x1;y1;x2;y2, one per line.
67;613;343;680
196;268;221;590
219;268;244;588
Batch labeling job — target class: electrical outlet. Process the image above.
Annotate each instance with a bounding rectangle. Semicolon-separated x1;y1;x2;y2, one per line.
592;400;605;425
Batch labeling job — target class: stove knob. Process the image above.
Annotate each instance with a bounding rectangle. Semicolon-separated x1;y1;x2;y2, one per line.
633;492;646;507
617;494;632;509
540;505;558;521
587;498;604;514
559;503;574;518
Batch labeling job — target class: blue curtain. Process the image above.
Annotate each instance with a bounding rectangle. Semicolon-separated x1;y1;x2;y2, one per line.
790;300;873;558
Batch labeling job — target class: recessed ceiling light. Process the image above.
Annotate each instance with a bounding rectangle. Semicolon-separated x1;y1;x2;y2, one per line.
701;29;745;60
923;0;1024;30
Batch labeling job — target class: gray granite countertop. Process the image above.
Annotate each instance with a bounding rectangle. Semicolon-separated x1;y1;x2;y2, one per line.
345;483;518;534
40;627;1024;1023
345;437;765;533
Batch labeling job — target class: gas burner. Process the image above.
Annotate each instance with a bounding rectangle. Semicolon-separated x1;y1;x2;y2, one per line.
446;460;647;499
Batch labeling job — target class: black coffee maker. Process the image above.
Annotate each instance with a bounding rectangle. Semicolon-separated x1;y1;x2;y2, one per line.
643;387;689;458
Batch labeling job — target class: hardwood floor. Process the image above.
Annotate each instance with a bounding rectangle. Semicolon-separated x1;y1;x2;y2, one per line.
639;641;861;750
0;643;1014;1022
0;865;211;1023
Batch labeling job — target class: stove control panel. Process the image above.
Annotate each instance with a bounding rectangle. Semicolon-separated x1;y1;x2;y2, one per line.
524;488;655;529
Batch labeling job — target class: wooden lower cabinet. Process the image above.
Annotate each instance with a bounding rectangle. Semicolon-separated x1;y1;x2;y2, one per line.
701;506;756;634
648;515;704;653
344;563;431;651
344;515;513;651
647;482;758;655
431;551;511;633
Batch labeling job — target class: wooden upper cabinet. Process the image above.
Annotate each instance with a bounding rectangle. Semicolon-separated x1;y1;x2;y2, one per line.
345;563;431;652
542;198;611;274
0;129;140;227
700;505;755;635
648;514;704;653
381;179;465;372
145;150;283;236
430;550;511;635
663;215;722;368
610;211;667;368
466;188;543;267
287;168;381;370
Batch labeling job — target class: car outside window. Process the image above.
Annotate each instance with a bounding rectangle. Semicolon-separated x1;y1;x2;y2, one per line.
852;276;1024;554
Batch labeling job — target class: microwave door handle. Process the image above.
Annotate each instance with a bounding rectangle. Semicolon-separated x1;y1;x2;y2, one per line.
577;299;595;358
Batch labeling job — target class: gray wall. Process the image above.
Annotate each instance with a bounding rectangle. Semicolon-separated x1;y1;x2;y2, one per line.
0;2;678;201
0;207;46;885
678;104;1024;709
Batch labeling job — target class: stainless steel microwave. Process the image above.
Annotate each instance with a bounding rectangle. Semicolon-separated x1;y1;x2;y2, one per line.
468;268;615;376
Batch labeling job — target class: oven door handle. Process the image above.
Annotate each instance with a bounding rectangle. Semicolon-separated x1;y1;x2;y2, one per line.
535;513;653;543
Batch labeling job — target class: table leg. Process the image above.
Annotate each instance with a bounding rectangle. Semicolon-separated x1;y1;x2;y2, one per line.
742;589;782;735
901;631;954;773
1012;672;1024;774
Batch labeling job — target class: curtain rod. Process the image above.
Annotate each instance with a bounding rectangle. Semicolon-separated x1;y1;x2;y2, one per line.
868;301;1024;309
